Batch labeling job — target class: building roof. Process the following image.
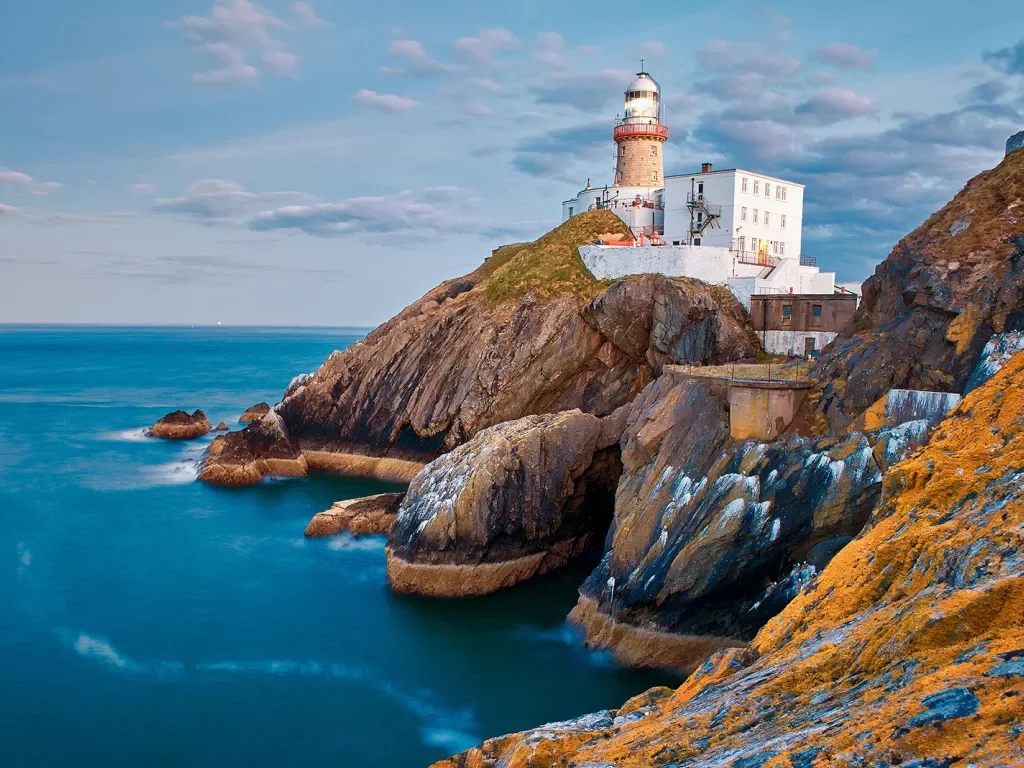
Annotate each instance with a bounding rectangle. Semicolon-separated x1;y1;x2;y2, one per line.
625;71;660;94
665;168;805;188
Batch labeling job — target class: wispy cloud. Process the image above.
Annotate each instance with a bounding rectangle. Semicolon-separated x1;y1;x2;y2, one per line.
352;89;417;113
0;167;60;196
983;39;1024;74
811;43;878;70
387;39;457;75
796;88;877;124
291;2;330;28
452;28;518;67
152;179;310;224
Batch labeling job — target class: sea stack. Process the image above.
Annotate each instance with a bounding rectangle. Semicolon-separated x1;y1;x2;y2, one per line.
148;409;211;440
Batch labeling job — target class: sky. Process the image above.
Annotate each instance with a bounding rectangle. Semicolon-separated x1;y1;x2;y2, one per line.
1;0;1023;326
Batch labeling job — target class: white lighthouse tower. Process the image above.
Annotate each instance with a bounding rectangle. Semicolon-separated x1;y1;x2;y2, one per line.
561;63;667;239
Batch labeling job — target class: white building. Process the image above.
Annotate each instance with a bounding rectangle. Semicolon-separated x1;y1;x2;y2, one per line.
561;66;846;306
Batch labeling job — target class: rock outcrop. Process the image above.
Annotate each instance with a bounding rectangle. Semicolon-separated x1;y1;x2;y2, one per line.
568;371;882;671
148;409;211;440
201;211;758;486
304;493;404;537
239;402;271;424
815;148;1024;431
386;410;623;597
436;349;1024;768
198;410;306;486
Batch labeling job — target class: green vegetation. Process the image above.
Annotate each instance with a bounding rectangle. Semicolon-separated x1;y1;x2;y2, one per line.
481;210;633;305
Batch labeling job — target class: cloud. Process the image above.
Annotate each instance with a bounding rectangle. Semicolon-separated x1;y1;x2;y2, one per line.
131;184;156;194
249;187;507;238
470;76;501;93
291;2;330;28
452;28;518;67
796;88;877;124
983;40;1024;74
0;167;60;195
152;179;310;224
388;39;457;75
174;0;326;84
512;122;611;180
534;32;570;71
965;80;1009;104
811;43;878;70
464;103;493;118
352;89;417;113
531;69;633;113
0;203;18;215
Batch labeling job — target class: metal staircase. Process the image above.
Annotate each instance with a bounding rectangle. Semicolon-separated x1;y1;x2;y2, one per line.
686;192;722;239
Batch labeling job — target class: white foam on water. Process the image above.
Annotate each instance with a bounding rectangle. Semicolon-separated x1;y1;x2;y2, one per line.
98;427;153;443
326;533;387;552
145;458;201;486
421;729;480;753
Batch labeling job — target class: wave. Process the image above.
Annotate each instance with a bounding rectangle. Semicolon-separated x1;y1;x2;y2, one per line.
59;629;478;750
97;427;153;443
326;533;387;552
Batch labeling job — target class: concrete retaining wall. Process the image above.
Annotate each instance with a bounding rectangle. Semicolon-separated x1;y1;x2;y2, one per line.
579;244;735;284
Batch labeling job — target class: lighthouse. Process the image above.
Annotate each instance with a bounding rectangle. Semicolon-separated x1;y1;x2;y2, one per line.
613;68;668;187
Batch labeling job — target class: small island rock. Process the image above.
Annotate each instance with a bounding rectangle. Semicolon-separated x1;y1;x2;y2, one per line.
148;409;211;440
304;493;405;537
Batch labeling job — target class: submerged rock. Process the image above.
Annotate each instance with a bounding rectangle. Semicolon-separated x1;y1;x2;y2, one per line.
148;409;211;440
569;373;882;671
305;493;404;537
436;348;1024;768
386;410;622;597
202;211;757;486
239;402;271;424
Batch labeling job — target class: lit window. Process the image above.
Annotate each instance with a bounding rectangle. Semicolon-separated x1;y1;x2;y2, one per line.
753;180;760;195
764;183;771;198
782;305;792;320
781;214;787;229
741;206;747;222
765;212;771;227
742;177;749;193
753;209;759;224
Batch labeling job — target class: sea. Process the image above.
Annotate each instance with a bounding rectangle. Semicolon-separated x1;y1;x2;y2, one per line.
0;325;671;767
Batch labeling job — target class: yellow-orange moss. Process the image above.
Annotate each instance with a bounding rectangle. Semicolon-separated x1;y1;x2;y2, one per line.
436;351;1024;767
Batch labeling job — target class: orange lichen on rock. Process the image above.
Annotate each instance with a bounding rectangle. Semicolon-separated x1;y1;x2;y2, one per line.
436;352;1024;767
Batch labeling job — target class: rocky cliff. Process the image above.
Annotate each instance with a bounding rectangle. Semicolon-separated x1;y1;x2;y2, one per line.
436;348;1024;768
200;211;757;486
815;148;1024;431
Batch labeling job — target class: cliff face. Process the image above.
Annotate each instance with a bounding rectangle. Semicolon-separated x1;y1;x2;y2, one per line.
437;349;1024;768
201;211;757;485
815;149;1024;431
568;372;881;671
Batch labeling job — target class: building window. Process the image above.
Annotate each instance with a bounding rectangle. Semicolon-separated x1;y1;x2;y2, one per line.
673;241;681;245
782;305;792;321
568;207;574;217
753;180;760;196
812;305;823;326
773;241;779;255
694;237;702;245
780;187;787;201
779;242;785;256
764;183;771;198
737;236;745;251
765;212;771;227
651;146;658;156
781;214;787;229
651;171;658;181
753;209;759;224
741;206;747;222
697;182;704;196
742;177;749;193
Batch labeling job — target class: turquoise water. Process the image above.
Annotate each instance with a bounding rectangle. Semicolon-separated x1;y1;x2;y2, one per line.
0;326;670;767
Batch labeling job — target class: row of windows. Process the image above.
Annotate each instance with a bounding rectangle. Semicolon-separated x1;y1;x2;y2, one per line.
735;237;786;256
741;177;788;201
740;208;786;228
626;91;658;100
781;305;823;322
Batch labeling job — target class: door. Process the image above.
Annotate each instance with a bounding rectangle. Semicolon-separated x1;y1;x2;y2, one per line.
804;337;816;357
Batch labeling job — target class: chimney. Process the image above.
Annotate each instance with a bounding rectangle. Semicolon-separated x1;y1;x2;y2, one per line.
701;163;713;174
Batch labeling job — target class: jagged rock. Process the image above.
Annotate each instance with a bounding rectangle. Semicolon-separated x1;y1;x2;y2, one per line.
147;409;211;440
964;329;1024;393
198;411;306;486
568;372;881;671
386;409;624;597
202;211;757;486
815;150;1024;431
435;349;1024;768
305;493;404;537
239;402;271;424
213;421;228;431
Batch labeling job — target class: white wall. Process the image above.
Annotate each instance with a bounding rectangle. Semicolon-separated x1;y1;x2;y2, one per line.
579;244;737;284
761;330;837;357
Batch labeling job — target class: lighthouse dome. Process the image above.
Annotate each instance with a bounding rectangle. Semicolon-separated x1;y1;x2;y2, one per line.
623;71;661;122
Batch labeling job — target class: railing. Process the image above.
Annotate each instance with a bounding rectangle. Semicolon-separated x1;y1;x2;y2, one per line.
731;249;778;268
800;254;817;267
613;123;669;140
686;193;722;217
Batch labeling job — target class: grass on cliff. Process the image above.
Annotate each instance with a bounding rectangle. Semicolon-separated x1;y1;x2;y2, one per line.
481;210;634;305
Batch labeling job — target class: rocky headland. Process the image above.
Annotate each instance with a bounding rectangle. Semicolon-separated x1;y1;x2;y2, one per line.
201;149;1024;765
305;492;404;537
148;409;211;440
